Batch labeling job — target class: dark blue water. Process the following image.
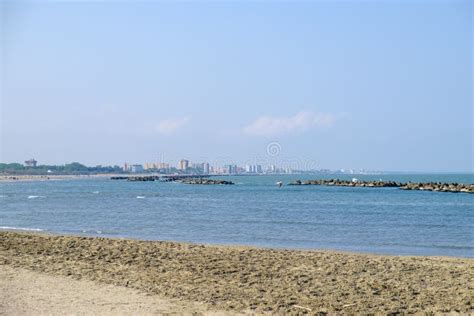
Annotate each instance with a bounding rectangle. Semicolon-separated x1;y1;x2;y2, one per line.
1;174;473;257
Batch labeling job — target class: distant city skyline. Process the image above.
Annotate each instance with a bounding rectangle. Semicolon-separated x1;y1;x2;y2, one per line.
7;156;388;175
1;1;472;172
3;156;460;176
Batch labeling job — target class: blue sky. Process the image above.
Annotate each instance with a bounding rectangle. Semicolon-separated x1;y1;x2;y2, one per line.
1;1;472;172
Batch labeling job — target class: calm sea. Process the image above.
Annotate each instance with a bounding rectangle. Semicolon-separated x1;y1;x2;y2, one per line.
1;174;473;257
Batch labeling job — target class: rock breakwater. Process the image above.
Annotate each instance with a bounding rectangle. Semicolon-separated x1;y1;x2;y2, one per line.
288;179;399;187
177;178;234;185
288;179;473;193
400;182;474;193
110;175;211;182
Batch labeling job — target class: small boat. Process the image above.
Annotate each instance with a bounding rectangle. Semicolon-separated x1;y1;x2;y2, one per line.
276;181;283;188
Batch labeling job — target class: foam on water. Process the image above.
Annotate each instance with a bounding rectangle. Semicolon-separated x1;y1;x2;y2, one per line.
92;191;100;194
27;195;45;199
0;226;45;232
136;196;145;199
81;229;103;234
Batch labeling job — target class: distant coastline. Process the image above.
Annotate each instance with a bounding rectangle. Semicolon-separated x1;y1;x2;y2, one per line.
0;174;116;182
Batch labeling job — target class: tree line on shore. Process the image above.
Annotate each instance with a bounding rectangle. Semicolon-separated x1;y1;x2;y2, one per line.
0;162;123;175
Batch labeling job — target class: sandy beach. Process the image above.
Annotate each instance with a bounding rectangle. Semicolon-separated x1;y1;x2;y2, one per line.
0;231;473;314
0;265;232;316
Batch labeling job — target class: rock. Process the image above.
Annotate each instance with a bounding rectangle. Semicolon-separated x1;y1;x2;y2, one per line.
177;178;234;185
288;180;302;185
399;182;473;194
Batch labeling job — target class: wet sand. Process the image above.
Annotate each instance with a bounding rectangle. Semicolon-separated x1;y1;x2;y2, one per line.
0;231;473;314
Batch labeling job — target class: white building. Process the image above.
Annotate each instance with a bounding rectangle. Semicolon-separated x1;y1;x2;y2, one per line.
178;159;189;170
202;163;210;174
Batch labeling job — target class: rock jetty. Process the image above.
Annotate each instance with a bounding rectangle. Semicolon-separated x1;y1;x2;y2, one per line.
110;176;128;180
400;182;474;193
288;179;473;194
127;176;160;182
160;175;210;182
177;178;234;185
110;175;211;182
110;176;159;181
288;179;399;187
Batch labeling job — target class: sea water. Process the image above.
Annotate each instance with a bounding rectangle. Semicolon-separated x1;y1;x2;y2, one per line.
0;174;473;257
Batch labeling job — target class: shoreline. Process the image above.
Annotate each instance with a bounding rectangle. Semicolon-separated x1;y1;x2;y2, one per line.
1;228;472;259
1;231;472;314
0;174;121;182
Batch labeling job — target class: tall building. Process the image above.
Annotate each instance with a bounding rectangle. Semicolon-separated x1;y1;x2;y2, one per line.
178;159;189;170
225;164;237;174
202;162;210;174
24;159;37;167
143;162;157;170
131;164;144;173
157;163;170;170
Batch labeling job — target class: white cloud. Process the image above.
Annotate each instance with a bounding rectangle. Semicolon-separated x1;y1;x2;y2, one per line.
156;117;190;135
243;111;335;137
